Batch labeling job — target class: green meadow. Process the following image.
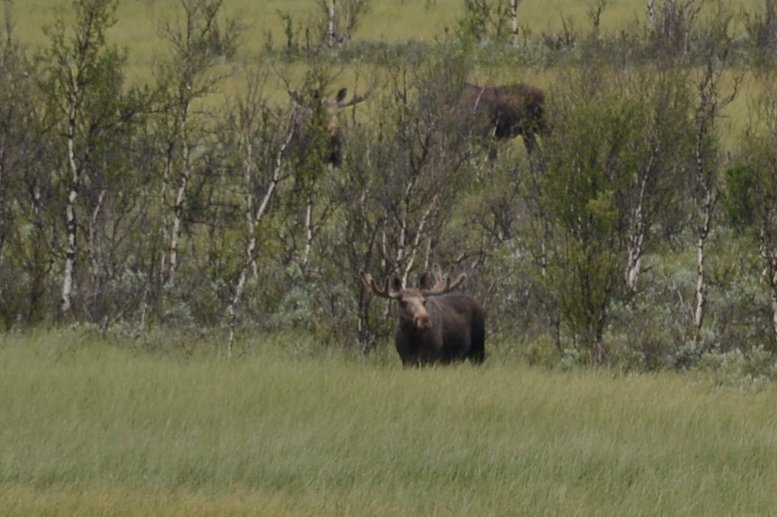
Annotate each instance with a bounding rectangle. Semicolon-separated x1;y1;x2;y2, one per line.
3;330;777;515
12;1;765;61
12;0;631;50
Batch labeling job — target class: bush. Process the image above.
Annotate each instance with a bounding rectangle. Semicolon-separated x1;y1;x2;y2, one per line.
694;345;777;388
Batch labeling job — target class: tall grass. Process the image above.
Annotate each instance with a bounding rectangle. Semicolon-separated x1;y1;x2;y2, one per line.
2;330;777;515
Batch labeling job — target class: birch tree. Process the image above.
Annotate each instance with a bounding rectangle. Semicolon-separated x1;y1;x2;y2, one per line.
375;53;470;285
509;0;520;46
279;65;367;277
0;0;47;326
221;73;296;355
38;0;130;319
647;0;657;32
333;52;471;349
689;43;737;350
725;78;777;342
155;0;240;289
316;0;371;47
458;0;511;44
623;66;693;290
0;0;21;275
537;65;647;358
648;0;704;55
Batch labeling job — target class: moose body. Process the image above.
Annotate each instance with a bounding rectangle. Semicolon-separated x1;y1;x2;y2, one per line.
456;82;546;154
395;291;485;365
361;267;485;366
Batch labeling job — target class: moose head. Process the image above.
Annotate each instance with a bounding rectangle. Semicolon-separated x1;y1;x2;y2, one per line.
360;265;485;366
288;87;369;167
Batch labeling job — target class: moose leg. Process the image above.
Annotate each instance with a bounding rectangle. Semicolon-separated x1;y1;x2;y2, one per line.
523;131;538;156
469;319;486;364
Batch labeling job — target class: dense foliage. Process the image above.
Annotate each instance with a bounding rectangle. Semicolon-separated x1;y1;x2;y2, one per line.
3;0;777;369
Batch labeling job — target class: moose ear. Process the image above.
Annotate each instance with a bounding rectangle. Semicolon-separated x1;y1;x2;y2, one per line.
418;271;436;290
389;273;403;295
335;88;348;104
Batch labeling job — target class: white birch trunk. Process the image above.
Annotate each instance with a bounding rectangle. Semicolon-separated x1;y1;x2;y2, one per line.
227;265;248;356
227;125;294;356
646;0;656;32
666;0;677;38
381;228;391;320
301;200;314;271
692;98;715;348
242;138;258;278
625;239;644;290
423;237;433;271
167;116;191;288
248;147;259;279
527;167;549;280
401;194;439;284
159;141;174;286
327;0;338;47
625;175;649;289
690;61;721;350
167;176;187;287
380;229;387;273
692;189;713;348
61;114;79;317
394;177;419;275
61;187;78;316
510;0;520;47
395;211;406;272
88;188;107;301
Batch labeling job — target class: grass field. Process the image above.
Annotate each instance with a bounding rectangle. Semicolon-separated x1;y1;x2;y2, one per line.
2;330;777;515
10;0;765;147
12;1;765;56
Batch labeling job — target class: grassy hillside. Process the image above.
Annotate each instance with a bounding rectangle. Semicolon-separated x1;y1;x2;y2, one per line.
13;1;764;57
2;330;777;515
11;0;762;142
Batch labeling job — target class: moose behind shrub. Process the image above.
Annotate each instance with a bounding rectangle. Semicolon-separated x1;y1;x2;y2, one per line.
456;82;546;154
361;266;485;366
288;87;369;167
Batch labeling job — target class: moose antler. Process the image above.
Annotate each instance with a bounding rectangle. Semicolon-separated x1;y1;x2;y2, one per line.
360;272;402;299
336;88;371;108
421;274;466;296
420;265;467;296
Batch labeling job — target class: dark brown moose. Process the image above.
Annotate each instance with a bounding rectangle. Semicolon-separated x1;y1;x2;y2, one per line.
288;87;369;167
360;266;486;366
456;82;546;154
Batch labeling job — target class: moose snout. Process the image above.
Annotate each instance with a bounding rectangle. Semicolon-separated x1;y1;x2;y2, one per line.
414;314;431;330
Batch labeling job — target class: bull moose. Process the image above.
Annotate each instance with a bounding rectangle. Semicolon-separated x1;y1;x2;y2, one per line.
360;266;485;366
455;82;546;155
288;87;369;167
